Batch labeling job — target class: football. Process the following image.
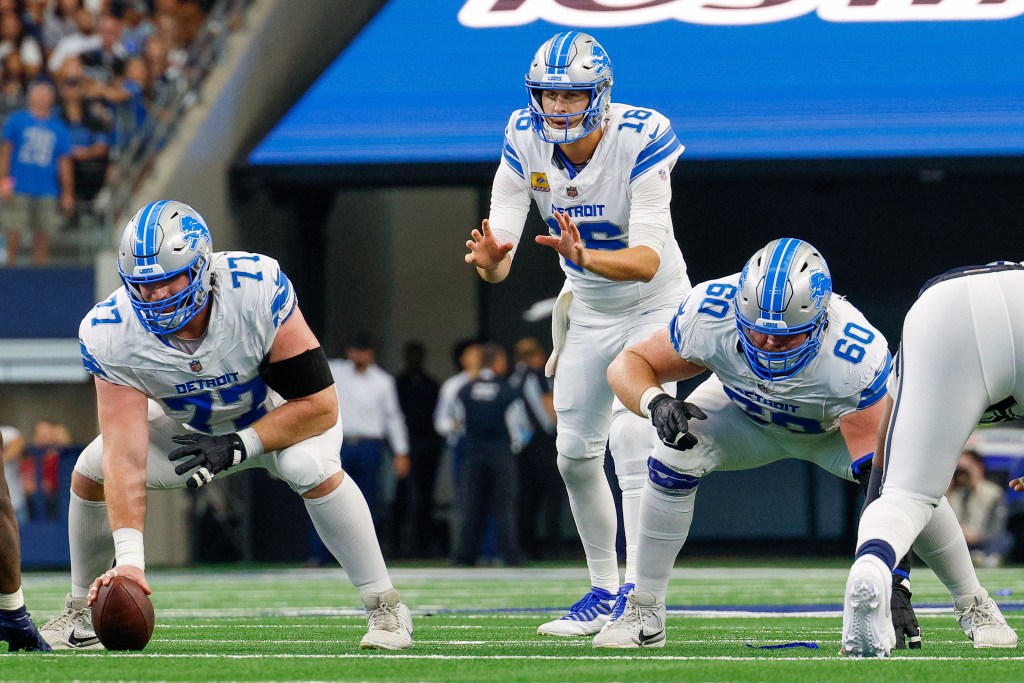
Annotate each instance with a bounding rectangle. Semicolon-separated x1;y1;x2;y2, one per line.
91;576;155;651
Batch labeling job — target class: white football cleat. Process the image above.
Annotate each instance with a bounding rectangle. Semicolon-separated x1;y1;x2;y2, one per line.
955;588;1018;649
537;587;614;636
592;590;666;648
360;589;413;650
39;594;103;650
842;556;895;658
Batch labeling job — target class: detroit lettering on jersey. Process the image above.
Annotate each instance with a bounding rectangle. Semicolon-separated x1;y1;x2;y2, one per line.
174;372;241;394
551;204;606;218
78;251;296;435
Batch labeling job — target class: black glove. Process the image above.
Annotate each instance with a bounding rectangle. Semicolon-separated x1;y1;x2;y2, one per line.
891;578;922;649
168;433;247;489
648;394;707;451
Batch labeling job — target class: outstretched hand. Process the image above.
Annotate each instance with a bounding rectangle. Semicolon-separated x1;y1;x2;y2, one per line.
536;210;589;270
465;219;513;271
1010;476;1024;492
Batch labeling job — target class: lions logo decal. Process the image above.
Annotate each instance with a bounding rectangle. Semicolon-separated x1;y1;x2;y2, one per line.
180;215;211;250
808;270;832;310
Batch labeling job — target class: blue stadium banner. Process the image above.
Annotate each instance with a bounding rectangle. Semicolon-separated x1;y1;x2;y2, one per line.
249;0;1024;164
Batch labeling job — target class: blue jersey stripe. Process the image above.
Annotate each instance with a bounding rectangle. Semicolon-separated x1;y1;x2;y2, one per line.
629;136;681;182
502;144;524;178
858;353;892;409
635;127;677;166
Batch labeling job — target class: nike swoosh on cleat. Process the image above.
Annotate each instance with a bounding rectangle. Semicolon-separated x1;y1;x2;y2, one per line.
636;628;664;646
67;630;99;648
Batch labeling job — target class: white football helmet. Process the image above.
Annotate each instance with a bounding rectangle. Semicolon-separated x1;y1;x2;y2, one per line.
525;31;612;144
734;238;832;381
117;200;213;335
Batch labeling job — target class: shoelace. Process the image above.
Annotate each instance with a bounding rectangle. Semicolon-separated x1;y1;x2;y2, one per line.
41;607;81;632
368;603;401;632
607;598;642;631
964;600;1002;629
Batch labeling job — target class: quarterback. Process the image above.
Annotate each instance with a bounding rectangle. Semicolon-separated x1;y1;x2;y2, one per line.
599;239;1016;650
844;262;1024;657
465;30;691;635
40;200;413;651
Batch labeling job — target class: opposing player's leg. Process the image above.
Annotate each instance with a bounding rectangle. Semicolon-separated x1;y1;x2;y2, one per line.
538;325;619;636
0;461;49;651
269;424;412;650
844;281;1005;657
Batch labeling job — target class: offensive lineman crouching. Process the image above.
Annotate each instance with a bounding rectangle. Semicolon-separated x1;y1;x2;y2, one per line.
40;200;413;651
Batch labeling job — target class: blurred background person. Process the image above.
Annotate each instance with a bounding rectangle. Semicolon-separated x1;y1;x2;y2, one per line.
509;337;565;560
307;332;408;566
0;79;73;265
0;424;26;525
451;343;527;567
395;340;444;559
25;419;71;520
947;447;1014;568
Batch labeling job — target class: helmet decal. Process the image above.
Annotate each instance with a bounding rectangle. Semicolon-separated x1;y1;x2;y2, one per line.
808;270;832;310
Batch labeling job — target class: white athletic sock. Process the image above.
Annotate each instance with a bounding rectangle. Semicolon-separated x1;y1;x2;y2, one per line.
620;488;640;587
912;496;981;599
304;475;393;598
69;492;113;598
856;493;933;563
0;588;24;610
609;412;655;588
636;482;696;603
557;454;619;592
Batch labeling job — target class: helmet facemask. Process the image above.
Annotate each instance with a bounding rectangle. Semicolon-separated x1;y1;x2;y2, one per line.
525;31;613;145
734;238;833;382
117;200;214;336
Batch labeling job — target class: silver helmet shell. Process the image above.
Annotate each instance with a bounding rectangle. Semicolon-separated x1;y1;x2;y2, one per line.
525;31;613;144
734;238;832;381
117;199;213;335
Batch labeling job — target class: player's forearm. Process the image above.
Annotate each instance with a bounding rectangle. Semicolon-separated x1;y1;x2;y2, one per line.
102;450;148;533
477;256;511;283
581;245;660;282
251;386;337;452
608;349;661;415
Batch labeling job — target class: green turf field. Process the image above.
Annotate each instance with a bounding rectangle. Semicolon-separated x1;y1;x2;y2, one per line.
4;563;1023;681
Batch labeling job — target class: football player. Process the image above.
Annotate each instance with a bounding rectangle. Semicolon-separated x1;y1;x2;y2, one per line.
597;239;1015;650
0;430;50;651
465;30;691;636
844;262;1024;657
40;200;413;651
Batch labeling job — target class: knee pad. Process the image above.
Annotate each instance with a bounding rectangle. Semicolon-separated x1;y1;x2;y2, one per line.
73;436;105;484
647;456;699;497
556;453;603;487
276;445;339;494
609;411;657;495
555;431;598;461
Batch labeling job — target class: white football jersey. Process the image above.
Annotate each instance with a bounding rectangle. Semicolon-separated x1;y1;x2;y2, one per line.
498;102;689;313
671;274;891;434
79;251;297;436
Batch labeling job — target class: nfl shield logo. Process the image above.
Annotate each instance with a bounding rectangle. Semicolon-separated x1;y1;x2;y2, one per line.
567;186;578;198
190;359;202;373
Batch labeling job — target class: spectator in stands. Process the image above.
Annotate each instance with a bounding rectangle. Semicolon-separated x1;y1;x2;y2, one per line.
0;79;74;266
80;13;125;84
395;340;444;558
25;419;71;520
509;337;564;560
0;49;27;116
305;333;409;566
0;425;27;525
947;448;1014;568
141;32;172;90
47;7;100;75
39;0;82;56
0;12;43;84
451;343;527;567
118;0;154;56
58;66;108;210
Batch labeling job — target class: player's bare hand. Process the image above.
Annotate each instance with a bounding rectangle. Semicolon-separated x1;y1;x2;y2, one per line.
465;219;513;270
87;566;152;606
1010;476;1024;492
536;210;589;269
393;453;410;480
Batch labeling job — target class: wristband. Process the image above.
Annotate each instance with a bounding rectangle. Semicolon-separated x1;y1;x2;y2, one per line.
639;387;670;419
236;427;264;459
112;527;145;570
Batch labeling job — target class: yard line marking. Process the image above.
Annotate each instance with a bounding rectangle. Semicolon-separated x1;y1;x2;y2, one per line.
44;653;1024;661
